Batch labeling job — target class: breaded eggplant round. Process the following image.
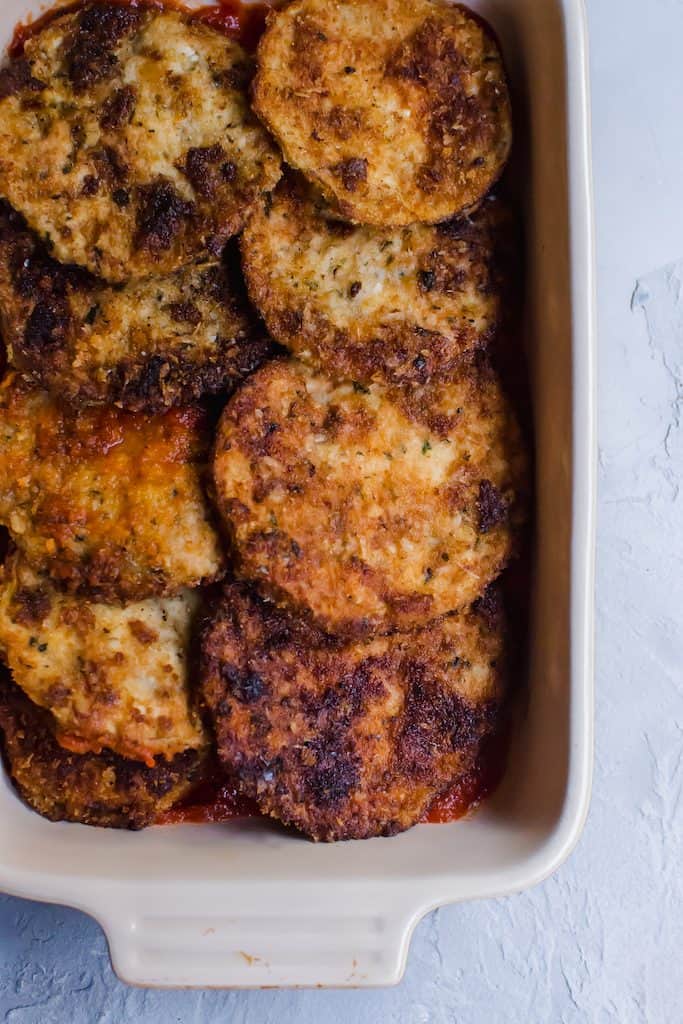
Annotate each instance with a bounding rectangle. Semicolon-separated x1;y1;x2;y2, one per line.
241;174;509;387
0;4;281;280
0;379;224;602
253;0;511;226
0;202;271;411
201;582;505;841
0;675;203;829
0;553;205;764
213;358;527;633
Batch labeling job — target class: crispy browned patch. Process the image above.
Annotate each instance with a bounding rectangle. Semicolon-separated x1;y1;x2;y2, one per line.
128;619;159;645
477;479;508;533
0;4;282;280
100;84;137;130
0;202;271;411
0;675;203;829
253;0;511;225
330;157;368;192
134;179;195;256
200;583;506;841
213;358;528;634
180;144;237;200
241;174;511;389
0;59;45;100
0;381;224;601
66;3;144;94
10;585;51;625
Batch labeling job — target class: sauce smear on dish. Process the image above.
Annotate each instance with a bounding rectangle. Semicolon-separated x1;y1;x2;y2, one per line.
11;0;272;57
194;0;272;51
423;732;508;822
158;732;509;826
157;773;258;825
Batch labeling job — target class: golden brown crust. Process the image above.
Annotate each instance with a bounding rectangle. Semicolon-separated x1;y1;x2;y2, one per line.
0;379;224;601
241;173;511;387
0;4;282;280
200;582;505;841
0;553;206;763
0;674;203;829
253;0;511;226
212;357;527;634
0;201;272;411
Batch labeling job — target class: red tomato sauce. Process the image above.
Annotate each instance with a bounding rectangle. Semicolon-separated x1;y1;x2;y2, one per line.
157;773;258;825
194;0;272;51
10;0;273;58
422;730;509;823
159;730;510;827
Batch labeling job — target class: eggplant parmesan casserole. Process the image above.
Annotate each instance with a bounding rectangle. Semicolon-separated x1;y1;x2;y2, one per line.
0;0;528;841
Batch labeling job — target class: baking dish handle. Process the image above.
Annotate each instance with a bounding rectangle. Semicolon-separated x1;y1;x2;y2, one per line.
101;888;425;988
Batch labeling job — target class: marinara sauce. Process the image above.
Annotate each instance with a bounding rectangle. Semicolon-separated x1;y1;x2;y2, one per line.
159;730;510;827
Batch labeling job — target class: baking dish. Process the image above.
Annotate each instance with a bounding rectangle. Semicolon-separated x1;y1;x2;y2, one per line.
0;0;596;988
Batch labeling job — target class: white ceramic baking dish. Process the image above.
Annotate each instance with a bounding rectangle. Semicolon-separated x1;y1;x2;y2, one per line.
0;0;595;988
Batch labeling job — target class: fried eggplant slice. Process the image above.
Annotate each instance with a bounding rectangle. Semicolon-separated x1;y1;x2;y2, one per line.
0;675;203;829
212;358;527;634
0;201;271;410
253;0;511;226
241;174;510;387
0;379;224;601
201;582;505;841
0;4;281;280
0;553;205;763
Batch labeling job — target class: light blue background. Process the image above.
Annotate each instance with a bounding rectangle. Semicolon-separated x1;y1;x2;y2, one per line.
2;0;682;1019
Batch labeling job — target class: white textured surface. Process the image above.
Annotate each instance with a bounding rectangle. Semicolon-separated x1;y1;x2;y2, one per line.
1;0;682;1018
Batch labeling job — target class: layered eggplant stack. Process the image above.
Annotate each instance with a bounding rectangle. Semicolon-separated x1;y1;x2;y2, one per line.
0;0;527;841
